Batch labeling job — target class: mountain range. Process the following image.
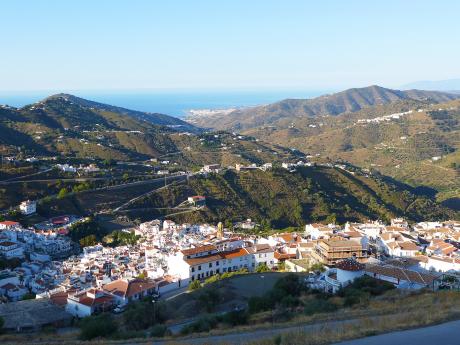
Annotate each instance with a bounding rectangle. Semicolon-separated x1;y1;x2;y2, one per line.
189;85;460;131
0;89;457;221
401;79;460;92
0;94;299;166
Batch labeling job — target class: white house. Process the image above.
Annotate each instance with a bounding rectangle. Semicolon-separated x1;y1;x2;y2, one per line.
365;264;441;290
167;243;275;285
0;241;25;259
19;200;37;215
323;259;365;293
0;221;21;230
305;223;333;240
103;278;156;306
421;256;460;273
66;288;114;318
246;244;275;269
202;164;221;173
377;232;419;257
0;282;28;301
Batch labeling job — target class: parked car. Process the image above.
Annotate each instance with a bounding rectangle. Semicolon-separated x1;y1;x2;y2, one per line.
113;305;127;314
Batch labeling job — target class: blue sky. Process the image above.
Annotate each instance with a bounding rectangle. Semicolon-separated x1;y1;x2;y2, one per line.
1;0;459;92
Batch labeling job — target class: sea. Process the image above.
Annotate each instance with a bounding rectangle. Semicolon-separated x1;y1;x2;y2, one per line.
0;89;330;118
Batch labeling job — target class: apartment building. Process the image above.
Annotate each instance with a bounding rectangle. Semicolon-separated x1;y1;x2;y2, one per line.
310;238;368;266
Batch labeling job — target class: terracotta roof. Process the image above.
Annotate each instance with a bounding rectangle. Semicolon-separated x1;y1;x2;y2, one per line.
0;241;17;247
399;242;419;251
246;244;274;254
103;279;155;298
223;248;249;259
365;264;440;286
1;283;18;290
50;291;69;306
326;239;362;248
184;253;224;265
336;259;365;271
274;251;296;260
181;244;217;256
78;294;113;307
343;231;362;238
0;221;19;226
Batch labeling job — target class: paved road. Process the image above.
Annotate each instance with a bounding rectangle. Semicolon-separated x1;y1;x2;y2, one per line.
153;319;460;345
334;319;460;345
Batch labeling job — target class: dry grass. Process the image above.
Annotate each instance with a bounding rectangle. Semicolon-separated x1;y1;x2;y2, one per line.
2;290;460;345
162;290;460;344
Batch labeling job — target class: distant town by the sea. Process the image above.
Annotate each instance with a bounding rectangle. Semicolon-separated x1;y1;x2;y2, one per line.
0;89;330;118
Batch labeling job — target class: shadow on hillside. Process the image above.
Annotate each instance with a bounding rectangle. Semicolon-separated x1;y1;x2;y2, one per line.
441;198;460;211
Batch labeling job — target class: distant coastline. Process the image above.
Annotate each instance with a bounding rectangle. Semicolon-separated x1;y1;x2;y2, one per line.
0;90;328;118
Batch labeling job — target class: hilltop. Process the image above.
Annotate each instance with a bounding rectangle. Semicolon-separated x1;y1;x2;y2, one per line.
44;93;198;132
189;85;460;131
0;94;294;164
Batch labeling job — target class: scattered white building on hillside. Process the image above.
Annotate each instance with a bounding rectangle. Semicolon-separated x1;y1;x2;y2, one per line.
19;200;37;215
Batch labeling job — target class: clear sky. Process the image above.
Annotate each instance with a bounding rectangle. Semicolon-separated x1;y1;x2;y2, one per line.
1;0;459;92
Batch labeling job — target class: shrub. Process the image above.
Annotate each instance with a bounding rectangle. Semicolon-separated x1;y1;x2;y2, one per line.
303;298;338;315
273;273;303;297
124;300;167;331
343;290;370;307
150;324;168;337
344;275;395;297
21;292;36;300
57;187;68;199
197;289;220;312
222;310;249;326
203;274;220;285
79;314;117;340
280;295;301;308
188;280;201;291
255;263;270;273
181;315;219;334
248;295;274;314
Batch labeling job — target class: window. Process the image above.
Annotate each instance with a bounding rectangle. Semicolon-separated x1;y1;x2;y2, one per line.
191;267;195;272
209;263;212;268
216;261;219;266
198;265;201;270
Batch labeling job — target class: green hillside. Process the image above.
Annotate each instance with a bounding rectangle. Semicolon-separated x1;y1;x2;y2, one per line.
123;167;456;227
240;99;460;206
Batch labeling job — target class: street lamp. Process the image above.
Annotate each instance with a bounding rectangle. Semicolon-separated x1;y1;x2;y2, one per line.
152;299;156;325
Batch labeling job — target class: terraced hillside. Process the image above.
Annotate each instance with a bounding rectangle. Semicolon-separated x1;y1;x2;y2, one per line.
210;98;454;208
123;167;456;227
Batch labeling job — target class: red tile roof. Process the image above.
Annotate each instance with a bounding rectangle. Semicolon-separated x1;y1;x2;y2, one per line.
0;221;19;226
181;244;217;256
103;279;155;298
336;259;365;271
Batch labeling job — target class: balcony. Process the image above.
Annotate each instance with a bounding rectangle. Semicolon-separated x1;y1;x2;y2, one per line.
324;268;342;293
